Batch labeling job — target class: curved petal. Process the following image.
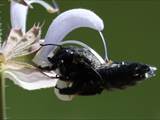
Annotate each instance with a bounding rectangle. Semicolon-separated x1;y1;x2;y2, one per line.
4;61;58;90
27;0;59;13
33;8;105;66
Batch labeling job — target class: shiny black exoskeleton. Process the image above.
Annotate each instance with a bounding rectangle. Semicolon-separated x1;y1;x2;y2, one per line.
47;46;155;95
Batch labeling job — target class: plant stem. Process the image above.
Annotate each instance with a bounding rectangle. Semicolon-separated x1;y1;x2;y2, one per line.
0;72;6;120
0;72;3;119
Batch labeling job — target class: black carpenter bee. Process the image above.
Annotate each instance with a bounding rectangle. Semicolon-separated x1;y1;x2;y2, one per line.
30;8;157;101
41;43;157;97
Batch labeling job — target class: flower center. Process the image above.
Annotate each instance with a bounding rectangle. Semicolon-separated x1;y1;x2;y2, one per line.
0;53;5;69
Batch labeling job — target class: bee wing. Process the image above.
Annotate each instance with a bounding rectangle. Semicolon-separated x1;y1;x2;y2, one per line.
33;8;104;67
4;61;58;90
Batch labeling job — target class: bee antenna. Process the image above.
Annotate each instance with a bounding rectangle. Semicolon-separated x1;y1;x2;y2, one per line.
40;43;63;49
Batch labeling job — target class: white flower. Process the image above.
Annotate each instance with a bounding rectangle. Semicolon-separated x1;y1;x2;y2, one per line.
1;25;58;90
1;0;60;90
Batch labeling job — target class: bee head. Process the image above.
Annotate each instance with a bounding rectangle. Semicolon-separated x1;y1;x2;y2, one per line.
121;62;157;80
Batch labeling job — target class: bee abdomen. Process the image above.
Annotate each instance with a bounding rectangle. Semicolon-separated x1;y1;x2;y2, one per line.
97;64;138;90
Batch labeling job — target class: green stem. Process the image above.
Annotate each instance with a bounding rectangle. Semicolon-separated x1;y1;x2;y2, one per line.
0;72;3;119
0;72;6;120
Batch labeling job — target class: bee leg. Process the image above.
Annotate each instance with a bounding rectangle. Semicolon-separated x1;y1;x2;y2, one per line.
58;82;80;95
58;77;104;96
58;87;78;95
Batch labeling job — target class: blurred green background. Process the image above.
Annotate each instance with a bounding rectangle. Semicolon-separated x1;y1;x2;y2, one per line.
1;0;160;119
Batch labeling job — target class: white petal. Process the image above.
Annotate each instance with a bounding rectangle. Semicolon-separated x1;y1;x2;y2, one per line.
4;61;58;90
27;0;59;13
32;47;52;67
2;29;23;59
11;25;41;58
10;1;28;34
3;25;41;59
12;41;41;58
33;8;104;67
